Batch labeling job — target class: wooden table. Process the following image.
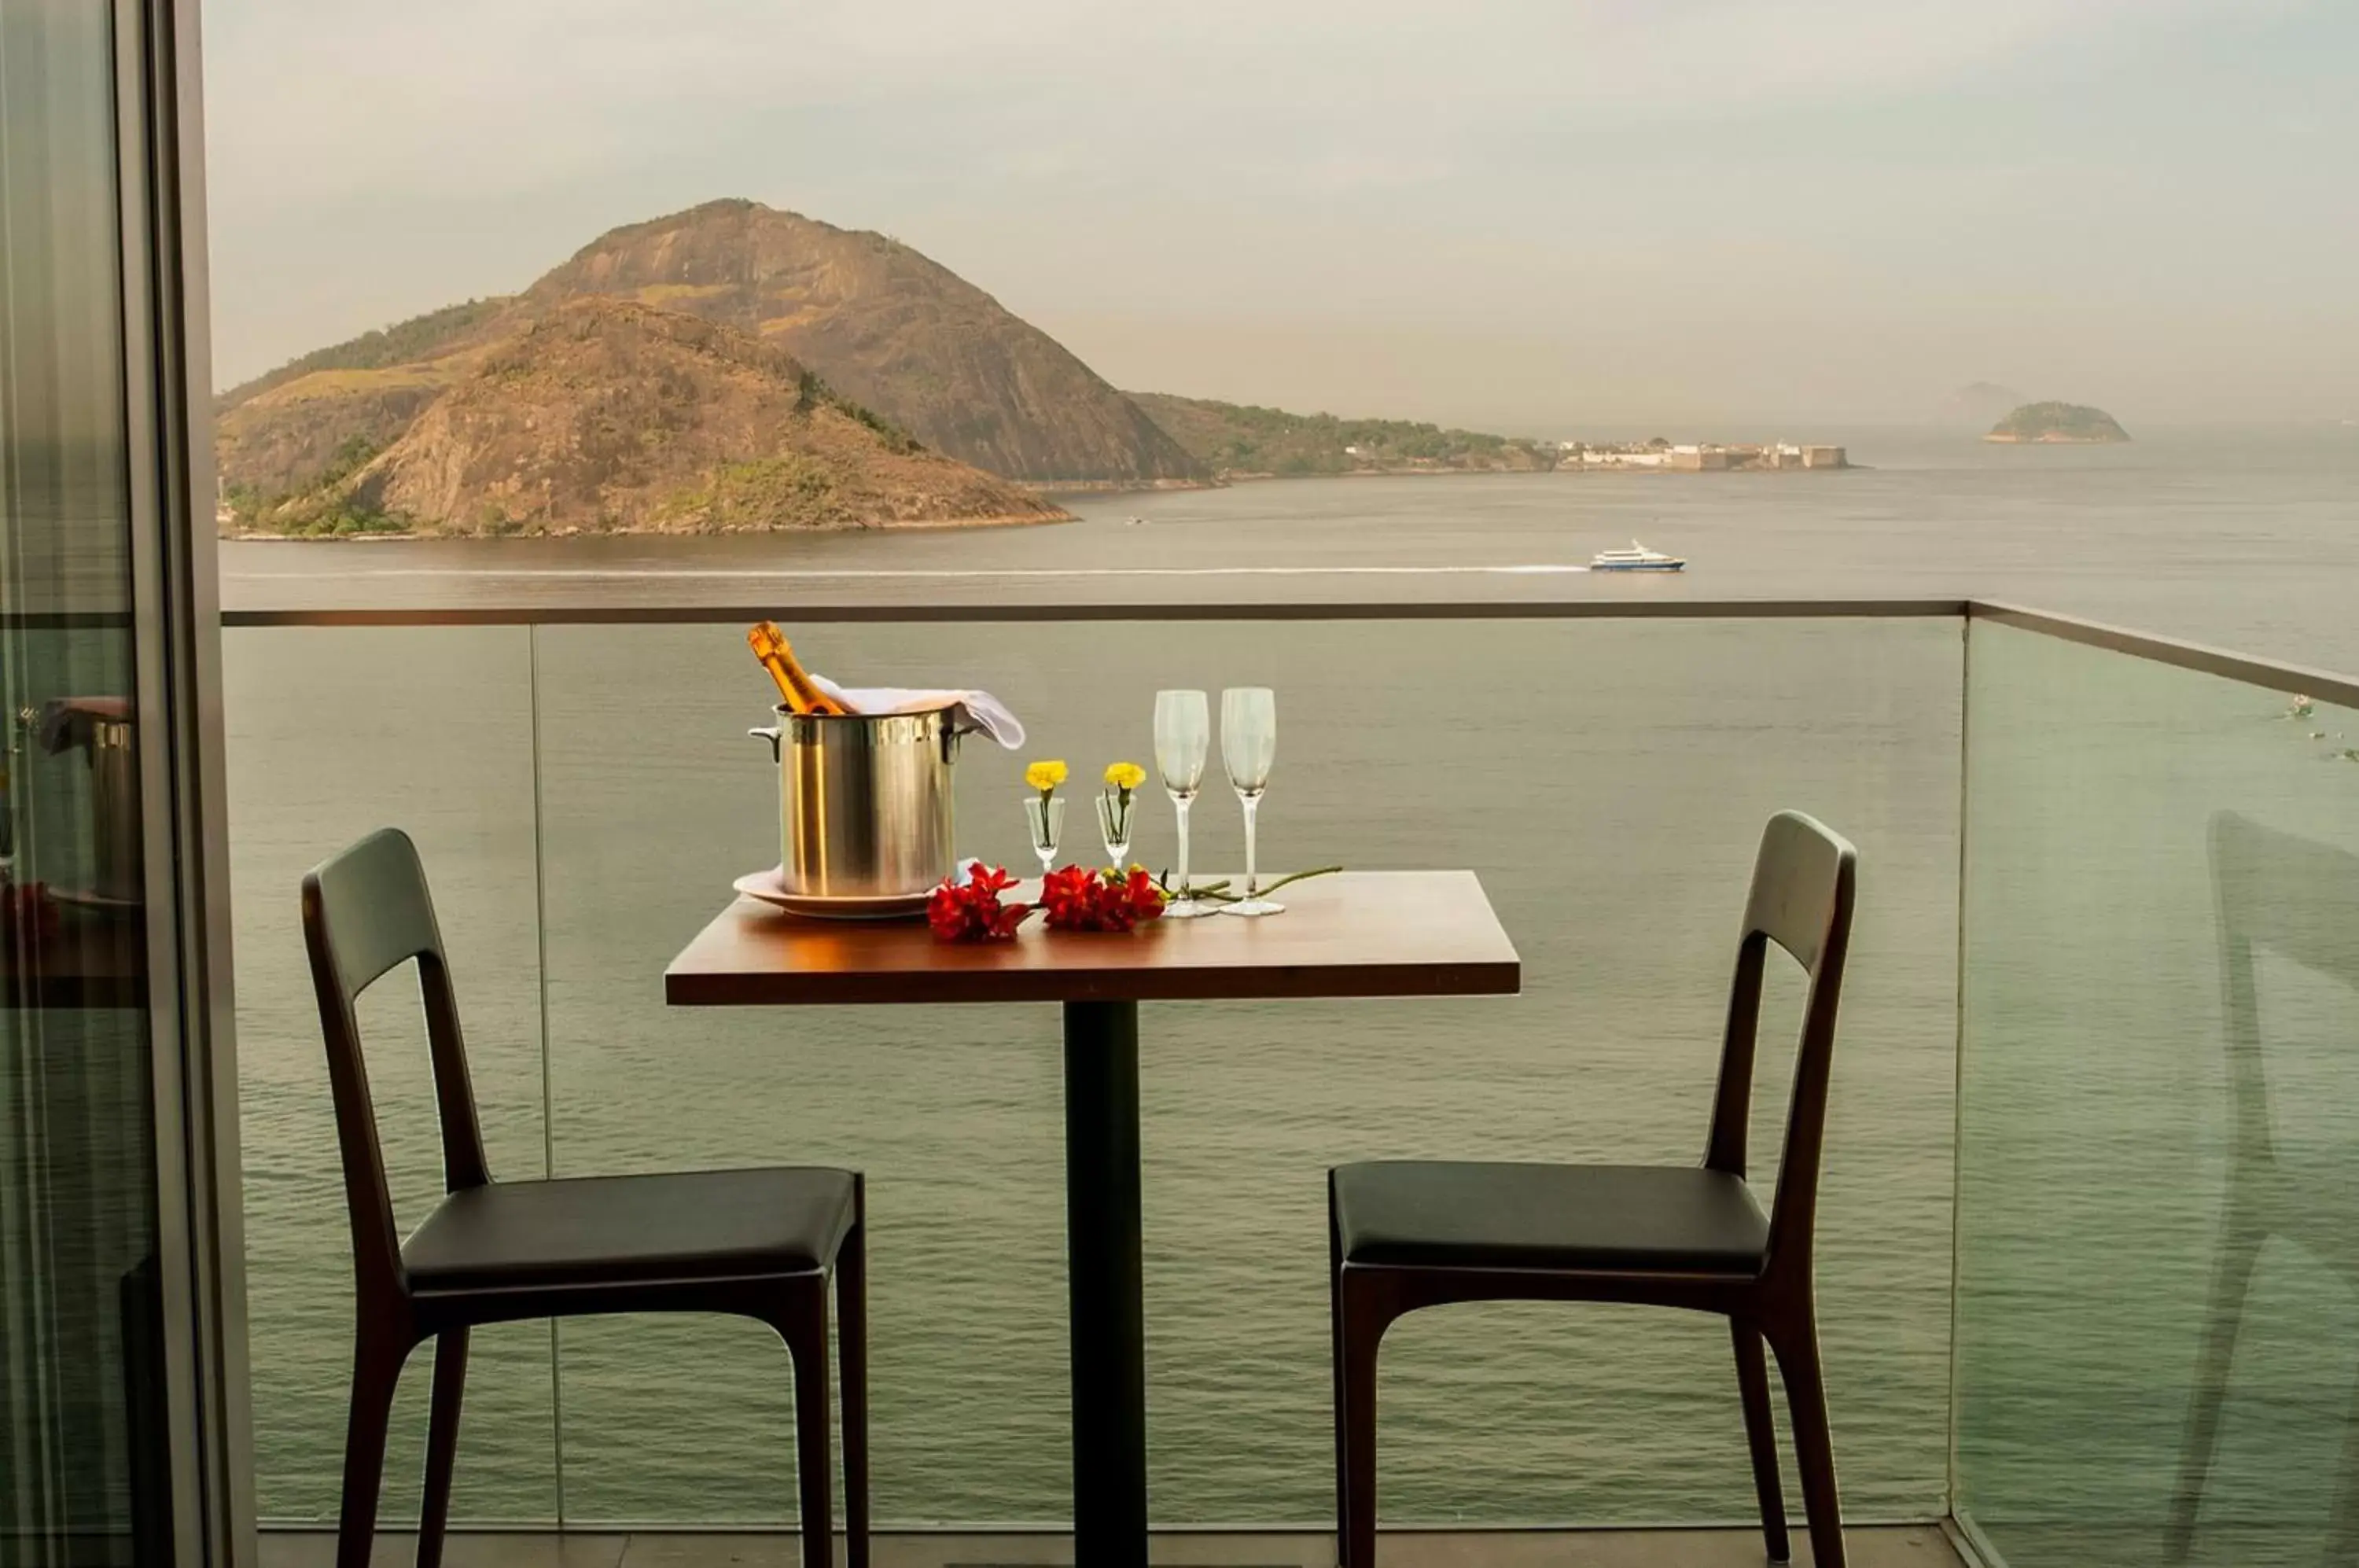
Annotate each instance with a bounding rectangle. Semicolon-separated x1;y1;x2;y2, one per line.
1;910;147;1010
667;870;1519;1566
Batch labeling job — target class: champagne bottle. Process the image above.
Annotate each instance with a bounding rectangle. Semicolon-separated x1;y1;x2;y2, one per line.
746;622;849;716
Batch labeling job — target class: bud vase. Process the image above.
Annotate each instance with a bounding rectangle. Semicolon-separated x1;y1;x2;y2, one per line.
1096;789;1133;868
1024;795;1064;878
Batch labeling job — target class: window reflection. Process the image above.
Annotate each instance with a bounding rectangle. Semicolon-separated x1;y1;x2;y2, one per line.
1;0;167;1561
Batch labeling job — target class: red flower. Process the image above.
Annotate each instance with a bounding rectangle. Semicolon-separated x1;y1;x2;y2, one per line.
928;863;1032;943
1;879;61;991
1039;866;1097;929
1116;866;1168;926
0;879;59;949
1041;864;1168;933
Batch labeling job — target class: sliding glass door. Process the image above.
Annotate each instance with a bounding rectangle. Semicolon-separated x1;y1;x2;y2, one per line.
2;0;241;1564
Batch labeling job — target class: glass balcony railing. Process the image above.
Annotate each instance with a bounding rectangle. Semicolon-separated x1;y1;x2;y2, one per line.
1954;615;2359;1568
218;602;2359;1558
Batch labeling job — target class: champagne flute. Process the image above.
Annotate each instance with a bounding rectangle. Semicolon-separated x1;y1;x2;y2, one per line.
1220;687;1282;916
1154;690;1214;918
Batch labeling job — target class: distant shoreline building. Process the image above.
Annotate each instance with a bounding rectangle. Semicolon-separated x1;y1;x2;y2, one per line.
1556;440;1846;473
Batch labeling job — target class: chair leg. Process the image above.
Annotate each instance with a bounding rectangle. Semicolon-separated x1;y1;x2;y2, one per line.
1336;1272;1389;1568
837;1196;870;1568
786;1287;836;1568
2318;1355;2359;1568
1768;1311;1845;1568
2164;1228;2261;1562
336;1331;407;1568
418;1328;469;1568
1732;1318;1790;1563
1329;1191;1349;1562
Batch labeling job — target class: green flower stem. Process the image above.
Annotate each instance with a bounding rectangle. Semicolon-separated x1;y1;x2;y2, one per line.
1181;866;1343;903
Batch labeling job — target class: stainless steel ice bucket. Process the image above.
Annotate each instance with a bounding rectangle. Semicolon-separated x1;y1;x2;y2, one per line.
19;699;142;905
81;712;141;904
750;705;959;900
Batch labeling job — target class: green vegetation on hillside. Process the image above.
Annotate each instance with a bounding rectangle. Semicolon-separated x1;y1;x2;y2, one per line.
658;455;841;530
218;298;510;408
1128;392;1551;477
1985;401;2130;444
221;433;403;535
256;491;409;539
809;380;922;454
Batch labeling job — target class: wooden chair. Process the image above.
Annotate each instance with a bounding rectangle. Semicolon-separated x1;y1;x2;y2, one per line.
1329;810;1858;1566
2165;812;2359;1562
302;827;866;1568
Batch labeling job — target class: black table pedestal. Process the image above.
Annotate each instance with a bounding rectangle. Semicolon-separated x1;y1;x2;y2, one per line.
1063;999;1148;1567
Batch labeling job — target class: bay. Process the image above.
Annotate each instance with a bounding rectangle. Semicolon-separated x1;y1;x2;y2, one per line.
219;425;2359;1533
223;426;2359;672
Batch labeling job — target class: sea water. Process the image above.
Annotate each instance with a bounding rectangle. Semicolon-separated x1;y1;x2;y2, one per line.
221;427;2359;1533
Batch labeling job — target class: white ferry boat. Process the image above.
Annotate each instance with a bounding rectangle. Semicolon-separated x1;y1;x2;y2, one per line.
1590;540;1686;572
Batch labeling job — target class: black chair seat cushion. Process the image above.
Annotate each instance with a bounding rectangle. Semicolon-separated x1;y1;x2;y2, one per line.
1333;1160;1770;1275
403;1165;856;1292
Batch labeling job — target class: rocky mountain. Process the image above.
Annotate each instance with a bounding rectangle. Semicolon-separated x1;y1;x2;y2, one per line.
216;200;1206;511
1127;392;1552;478
1985;401;2130;444
525;201;1205;488
218;302;519;507
236;299;1066;537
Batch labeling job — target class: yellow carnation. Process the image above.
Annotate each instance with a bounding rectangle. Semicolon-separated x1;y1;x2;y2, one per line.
1104;761;1147;791
1025;759;1069;793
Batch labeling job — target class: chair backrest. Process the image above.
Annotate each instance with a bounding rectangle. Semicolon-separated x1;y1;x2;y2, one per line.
1702;811;1859;1270
300;827;488;1297
2210;812;2359;1166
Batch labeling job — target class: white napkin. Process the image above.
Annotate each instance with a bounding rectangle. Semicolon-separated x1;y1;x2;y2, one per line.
809;675;1025;749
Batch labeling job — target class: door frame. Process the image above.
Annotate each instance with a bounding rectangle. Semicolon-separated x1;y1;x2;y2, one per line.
110;0;252;1560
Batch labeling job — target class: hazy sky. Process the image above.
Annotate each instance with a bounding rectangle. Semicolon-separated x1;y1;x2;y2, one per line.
204;0;2358;430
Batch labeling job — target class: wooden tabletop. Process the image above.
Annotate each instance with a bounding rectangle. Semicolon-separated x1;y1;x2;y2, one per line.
1;918;147;1010
665;869;1520;1007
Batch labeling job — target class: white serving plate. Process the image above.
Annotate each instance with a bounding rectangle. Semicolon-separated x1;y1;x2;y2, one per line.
732;867;934;921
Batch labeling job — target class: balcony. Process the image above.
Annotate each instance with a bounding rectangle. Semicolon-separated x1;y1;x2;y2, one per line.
217;599;2359;1566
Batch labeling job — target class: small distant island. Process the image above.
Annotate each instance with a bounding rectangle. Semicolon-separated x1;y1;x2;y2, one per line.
1985;401;2130;444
